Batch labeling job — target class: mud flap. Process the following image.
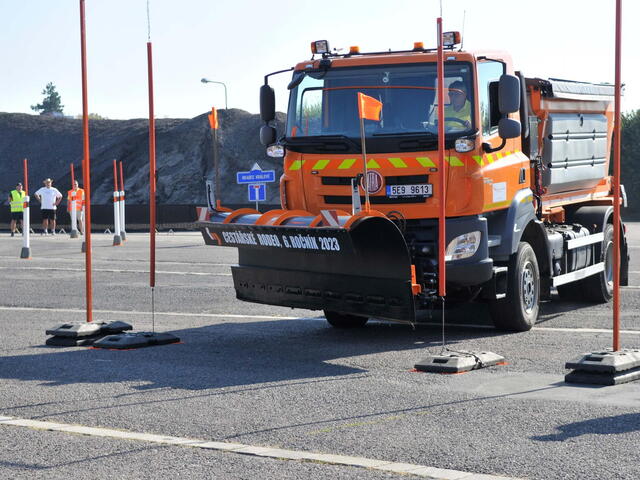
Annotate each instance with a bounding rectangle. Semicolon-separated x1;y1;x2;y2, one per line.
198;215;416;322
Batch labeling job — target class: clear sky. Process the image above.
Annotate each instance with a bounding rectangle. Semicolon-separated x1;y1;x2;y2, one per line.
1;0;638;119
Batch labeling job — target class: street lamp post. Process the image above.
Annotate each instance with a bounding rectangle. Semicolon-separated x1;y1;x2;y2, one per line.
201;78;228;110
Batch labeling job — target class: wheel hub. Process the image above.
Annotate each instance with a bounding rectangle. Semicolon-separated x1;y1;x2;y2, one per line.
522;261;536;312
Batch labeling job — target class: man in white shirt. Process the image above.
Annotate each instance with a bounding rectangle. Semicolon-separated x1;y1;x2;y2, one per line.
34;178;63;235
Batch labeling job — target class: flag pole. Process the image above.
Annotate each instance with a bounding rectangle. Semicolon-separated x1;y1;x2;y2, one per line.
147;39;157;332
612;0;622;351
357;94;371;211
79;0;93;322
436;16;447;298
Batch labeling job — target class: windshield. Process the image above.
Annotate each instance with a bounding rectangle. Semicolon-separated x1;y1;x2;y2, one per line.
286;62;474;143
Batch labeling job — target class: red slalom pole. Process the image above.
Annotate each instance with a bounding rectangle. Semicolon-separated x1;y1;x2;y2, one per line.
612;0;622;351
23;158;29;195
436;17;446;298
79;0;93;322
147;41;157;289
70;163;75;187
112;159;119;192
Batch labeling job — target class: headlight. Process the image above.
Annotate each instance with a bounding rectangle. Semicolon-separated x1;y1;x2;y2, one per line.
455;137;475;153
445;231;481;261
267;145;285;157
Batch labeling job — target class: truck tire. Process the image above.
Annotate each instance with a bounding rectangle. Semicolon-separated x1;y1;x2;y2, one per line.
581;224;614;303
324;311;369;329
489;242;539;331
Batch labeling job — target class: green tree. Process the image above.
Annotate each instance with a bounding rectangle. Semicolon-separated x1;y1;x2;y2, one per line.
31;82;64;115
621;109;640;219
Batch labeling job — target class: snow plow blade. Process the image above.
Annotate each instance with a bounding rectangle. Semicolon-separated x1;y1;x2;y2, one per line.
196;208;416;322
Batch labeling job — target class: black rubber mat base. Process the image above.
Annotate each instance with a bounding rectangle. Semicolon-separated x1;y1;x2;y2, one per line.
46;321;133;347
565;349;640;385
92;332;180;350
46;334;104;347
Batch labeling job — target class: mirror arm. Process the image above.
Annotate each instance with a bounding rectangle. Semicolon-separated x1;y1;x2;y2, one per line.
264;67;294;85
482;137;506;154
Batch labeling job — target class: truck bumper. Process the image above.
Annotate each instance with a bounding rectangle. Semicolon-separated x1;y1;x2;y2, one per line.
445;215;493;287
447;257;494;287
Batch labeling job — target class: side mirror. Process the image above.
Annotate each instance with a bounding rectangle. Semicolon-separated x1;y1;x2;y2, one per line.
498;117;521;139
498;74;520;114
260;125;276;146
260;84;275;123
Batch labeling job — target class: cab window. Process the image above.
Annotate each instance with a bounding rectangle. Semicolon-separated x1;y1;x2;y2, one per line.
477;61;504;136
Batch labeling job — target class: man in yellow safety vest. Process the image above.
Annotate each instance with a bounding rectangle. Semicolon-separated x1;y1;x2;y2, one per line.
8;182;26;237
443;80;472;131
67;180;85;234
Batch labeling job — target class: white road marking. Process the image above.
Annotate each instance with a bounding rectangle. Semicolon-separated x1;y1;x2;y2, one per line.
0;306;302;320
0;415;519;479
0;255;234;267
2;265;230;276
1;306;638;334
420;322;640;335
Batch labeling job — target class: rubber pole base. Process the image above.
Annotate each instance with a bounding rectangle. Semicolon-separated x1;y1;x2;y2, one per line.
121;231;127;241
415;351;505;373
70;230;79;239
20;247;31;259
113;235;122;246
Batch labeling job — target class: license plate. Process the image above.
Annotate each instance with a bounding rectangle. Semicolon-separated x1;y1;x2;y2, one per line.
386;184;433;197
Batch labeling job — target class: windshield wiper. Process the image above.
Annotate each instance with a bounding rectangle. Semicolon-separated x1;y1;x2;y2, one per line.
285;135;361;151
372;131;437;138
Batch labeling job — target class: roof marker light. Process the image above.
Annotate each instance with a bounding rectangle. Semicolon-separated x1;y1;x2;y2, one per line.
349;45;360;54
413;41;424;50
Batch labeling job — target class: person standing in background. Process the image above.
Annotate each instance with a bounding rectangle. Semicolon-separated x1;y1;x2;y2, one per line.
8;182;26;237
34;178;62;235
67;180;85;234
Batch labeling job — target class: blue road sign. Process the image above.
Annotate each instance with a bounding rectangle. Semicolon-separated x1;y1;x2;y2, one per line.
248;184;266;202
237;168;276;184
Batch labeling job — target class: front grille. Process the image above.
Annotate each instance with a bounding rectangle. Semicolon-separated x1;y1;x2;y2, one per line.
322;174;429;186
324;195;426;205
322;177;352;186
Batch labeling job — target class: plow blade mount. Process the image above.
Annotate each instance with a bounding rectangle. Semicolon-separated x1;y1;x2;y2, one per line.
198;210;416;322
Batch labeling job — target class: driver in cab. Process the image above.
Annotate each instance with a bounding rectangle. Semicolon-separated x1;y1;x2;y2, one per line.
442;80;471;131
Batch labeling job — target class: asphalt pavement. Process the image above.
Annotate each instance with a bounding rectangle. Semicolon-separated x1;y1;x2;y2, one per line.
0;223;639;479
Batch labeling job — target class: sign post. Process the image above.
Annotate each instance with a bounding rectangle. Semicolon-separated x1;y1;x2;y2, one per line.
236;163;275;212
248;183;266;211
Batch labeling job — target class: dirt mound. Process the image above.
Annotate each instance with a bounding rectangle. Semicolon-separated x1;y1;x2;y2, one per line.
0;110;284;205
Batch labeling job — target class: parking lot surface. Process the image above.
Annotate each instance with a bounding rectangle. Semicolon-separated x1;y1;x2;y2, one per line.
0;224;639;479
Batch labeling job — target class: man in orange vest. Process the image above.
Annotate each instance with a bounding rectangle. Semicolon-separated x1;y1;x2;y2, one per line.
67;180;85;234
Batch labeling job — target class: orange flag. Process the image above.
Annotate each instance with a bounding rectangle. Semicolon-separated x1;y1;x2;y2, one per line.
357;92;382;121
208;107;219;130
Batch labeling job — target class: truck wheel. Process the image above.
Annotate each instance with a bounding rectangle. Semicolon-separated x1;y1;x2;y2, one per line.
324;311;369;329
582;224;614;303
489;242;539;331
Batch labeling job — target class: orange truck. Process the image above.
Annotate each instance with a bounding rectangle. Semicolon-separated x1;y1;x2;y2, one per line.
197;35;629;331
